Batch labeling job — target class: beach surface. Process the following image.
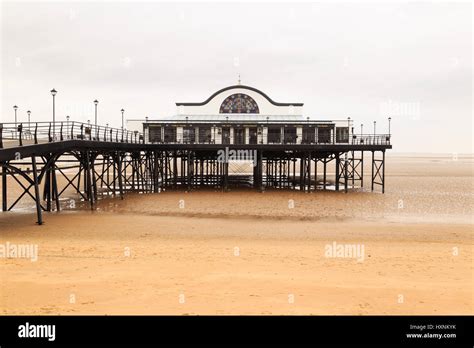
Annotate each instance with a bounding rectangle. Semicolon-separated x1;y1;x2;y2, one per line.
0;154;472;314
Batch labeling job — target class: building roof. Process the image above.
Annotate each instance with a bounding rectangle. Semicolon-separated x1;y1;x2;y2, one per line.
175;84;304;107
153;114;306;122
142;114;340;125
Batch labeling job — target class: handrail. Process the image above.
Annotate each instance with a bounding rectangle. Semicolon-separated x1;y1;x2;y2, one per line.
0;120;144;149
0;120;390;149
351;134;391;146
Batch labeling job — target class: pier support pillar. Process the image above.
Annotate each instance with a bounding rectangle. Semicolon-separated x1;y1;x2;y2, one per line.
2;162;7;212
344;154;348;193
52;160;60;211
382;150;385;194
117;153;124;200
323;157;327;190
43;158;52;212
153;151;159;193
371;150;386;193
86;151;94;209
223;160;228;191
371;151;375;192
31;156;43;225
254;150;263;191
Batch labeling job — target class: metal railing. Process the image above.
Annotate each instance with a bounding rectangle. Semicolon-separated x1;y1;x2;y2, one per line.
351;134;391;145
0;121;144;149
146;134;392;146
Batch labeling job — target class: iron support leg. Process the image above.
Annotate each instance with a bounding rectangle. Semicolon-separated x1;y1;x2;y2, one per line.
2;163;7;212
31;156;43;225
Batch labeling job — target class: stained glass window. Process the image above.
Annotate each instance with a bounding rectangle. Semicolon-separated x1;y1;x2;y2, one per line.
219;93;259;114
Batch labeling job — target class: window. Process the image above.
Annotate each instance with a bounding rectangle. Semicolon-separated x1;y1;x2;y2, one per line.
219;94;259;114
302;126;315;144
163;126;176;143
198;127;212;144
317;127;331;144
284;126;297;144
336;127;349;143
248;127;258;144
267;126;281;143
183;126;195;143
148;126;162;143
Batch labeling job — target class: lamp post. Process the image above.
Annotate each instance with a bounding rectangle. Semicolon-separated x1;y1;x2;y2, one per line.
361;123;363;135
93;100;98;139
50;89;57;140
347;116;351;141
94;100;99;126
27;110;31;137
13;105;18;137
121;109;125;130
373;121;376;135
388;117;391;135
13;105;18;126
66;116;70;139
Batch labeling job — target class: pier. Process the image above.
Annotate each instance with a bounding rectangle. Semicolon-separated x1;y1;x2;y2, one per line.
0;120;391;225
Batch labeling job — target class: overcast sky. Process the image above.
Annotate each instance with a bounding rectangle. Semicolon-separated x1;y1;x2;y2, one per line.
1;1;472;153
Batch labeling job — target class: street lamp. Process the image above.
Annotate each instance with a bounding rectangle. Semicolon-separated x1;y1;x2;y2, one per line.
51;89;57;140
361;123;363;135
373;121;376;135
27;110;31;137
121;109;125;130
13;105;18;135
388;117;392;135
93;100;99;139
347;116;351;141
66;115;70;138
94;100;99;126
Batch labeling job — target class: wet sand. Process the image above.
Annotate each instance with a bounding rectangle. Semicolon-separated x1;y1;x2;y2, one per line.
0;154;472;314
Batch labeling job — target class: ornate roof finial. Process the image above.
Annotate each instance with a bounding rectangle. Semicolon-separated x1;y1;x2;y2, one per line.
238;74;241;85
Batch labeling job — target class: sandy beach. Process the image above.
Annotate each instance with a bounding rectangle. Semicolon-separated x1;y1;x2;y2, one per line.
0;154;472;315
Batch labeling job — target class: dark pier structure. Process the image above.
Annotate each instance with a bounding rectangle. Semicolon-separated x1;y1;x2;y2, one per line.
0;85;391;225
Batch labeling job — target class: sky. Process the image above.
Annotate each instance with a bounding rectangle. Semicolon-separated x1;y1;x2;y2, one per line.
1;1;472;153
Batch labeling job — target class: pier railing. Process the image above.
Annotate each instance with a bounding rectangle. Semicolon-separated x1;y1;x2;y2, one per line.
0;121;144;149
0;122;390;149
351;134;391;145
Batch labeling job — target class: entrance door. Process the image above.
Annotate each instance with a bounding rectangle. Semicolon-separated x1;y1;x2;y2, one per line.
267;126;281;144
302;126;315;144
234;128;244;145
248;127;257;144
183;126;195;144
284;126;297;144
317;127;331;144
222;127;231;144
